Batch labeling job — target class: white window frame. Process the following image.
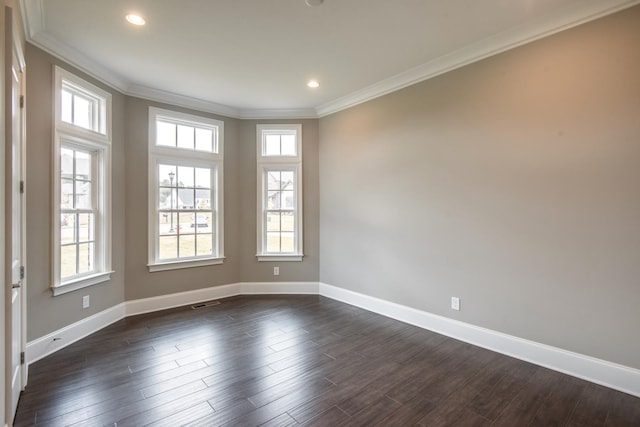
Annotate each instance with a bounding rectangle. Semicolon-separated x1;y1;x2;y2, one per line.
148;107;224;272
52;66;112;296
256;124;303;262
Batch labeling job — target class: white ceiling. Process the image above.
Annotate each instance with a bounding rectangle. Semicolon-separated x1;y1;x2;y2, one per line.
21;0;640;118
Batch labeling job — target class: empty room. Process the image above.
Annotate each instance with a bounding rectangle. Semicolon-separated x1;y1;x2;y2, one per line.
2;0;640;426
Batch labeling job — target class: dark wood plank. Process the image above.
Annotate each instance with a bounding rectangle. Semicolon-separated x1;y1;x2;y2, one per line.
567;383;614;427
302;406;350;426
12;295;640;427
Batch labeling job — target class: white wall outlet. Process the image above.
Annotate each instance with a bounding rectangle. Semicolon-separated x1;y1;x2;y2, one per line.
82;295;90;309
451;297;460;311
273;266;280;276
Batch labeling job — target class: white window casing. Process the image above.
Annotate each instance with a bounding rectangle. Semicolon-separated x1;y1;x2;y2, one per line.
256;124;303;262
52;66;112;296
148;107;224;272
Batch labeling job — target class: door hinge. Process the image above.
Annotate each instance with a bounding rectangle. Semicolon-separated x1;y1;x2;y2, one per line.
20;180;25;194
20;95;24;108
20;266;25;279
21;352;25;365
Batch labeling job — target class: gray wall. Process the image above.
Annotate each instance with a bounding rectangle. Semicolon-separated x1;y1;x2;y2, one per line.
123;97;242;300
25;45;126;340
238;119;320;283
319;6;640;369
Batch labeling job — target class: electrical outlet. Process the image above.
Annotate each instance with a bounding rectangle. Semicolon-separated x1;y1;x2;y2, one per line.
82;295;90;309
451;297;460;311
273;266;280;276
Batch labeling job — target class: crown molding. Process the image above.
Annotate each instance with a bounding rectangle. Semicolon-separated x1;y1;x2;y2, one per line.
127;84;241;119
21;0;640;120
19;0;43;39
238;108;319;120
316;0;640;117
28;31;130;92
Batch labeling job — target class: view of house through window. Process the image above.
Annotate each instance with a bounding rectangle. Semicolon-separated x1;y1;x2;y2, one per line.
265;170;296;253
60;146;96;278
157;164;215;260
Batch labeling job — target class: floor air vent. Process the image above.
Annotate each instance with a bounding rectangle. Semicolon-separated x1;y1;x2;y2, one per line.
191;300;221;309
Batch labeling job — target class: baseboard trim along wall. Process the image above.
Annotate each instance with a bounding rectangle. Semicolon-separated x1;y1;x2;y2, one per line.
26;281;640;398
26;302;126;366
318;282;640;398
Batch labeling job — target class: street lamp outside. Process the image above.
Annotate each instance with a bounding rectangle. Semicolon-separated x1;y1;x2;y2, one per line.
168;170;175;232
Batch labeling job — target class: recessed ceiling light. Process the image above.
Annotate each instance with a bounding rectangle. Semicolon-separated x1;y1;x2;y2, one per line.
125;13;146;26
305;0;324;6
307;80;320;88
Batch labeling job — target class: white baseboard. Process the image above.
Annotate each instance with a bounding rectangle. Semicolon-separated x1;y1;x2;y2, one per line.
240;281;319;295
318;282;640;398
126;283;241;316
25;281;640;398
26;302;126;365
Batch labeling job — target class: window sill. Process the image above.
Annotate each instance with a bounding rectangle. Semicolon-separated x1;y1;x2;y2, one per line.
148;257;225;272
257;254;304;262
51;271;114;296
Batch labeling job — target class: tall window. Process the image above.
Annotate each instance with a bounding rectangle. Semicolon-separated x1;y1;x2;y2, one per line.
148;107;224;271
53;66;112;296
256;124;303;261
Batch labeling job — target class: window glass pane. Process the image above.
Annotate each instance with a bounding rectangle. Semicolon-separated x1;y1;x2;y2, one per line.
76;150;91;178
267;191;281;209
282;191;295;209
78;213;93;242
281;232;295;253
179;235;196;258
195;189;211;210
267;212;280;231
61;179;74;209
266;232;281;253
195;128;213;152
61;148;74;177
196;234;213;256
178;212;194;230
159;164;177;187
281;211;294;232
267;171;281;190
159;213;178;235
75;180;92;209
281;134;296;156
61;245;77;278
195;168;210;189
280;172;294;190
178;188;195;210
159;187;172;209
61;214;75;244
159;236;177;260
157;121;176;147
190;212;211;231
61;90;73;124
265;134;280;156
177;166;194;187
78;243;94;274
73;94;91;129
177;125;195;150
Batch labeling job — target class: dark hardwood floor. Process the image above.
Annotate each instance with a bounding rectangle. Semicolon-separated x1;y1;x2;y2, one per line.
14;295;640;426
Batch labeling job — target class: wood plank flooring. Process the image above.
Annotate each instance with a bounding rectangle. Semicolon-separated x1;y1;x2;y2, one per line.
13;295;640;426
